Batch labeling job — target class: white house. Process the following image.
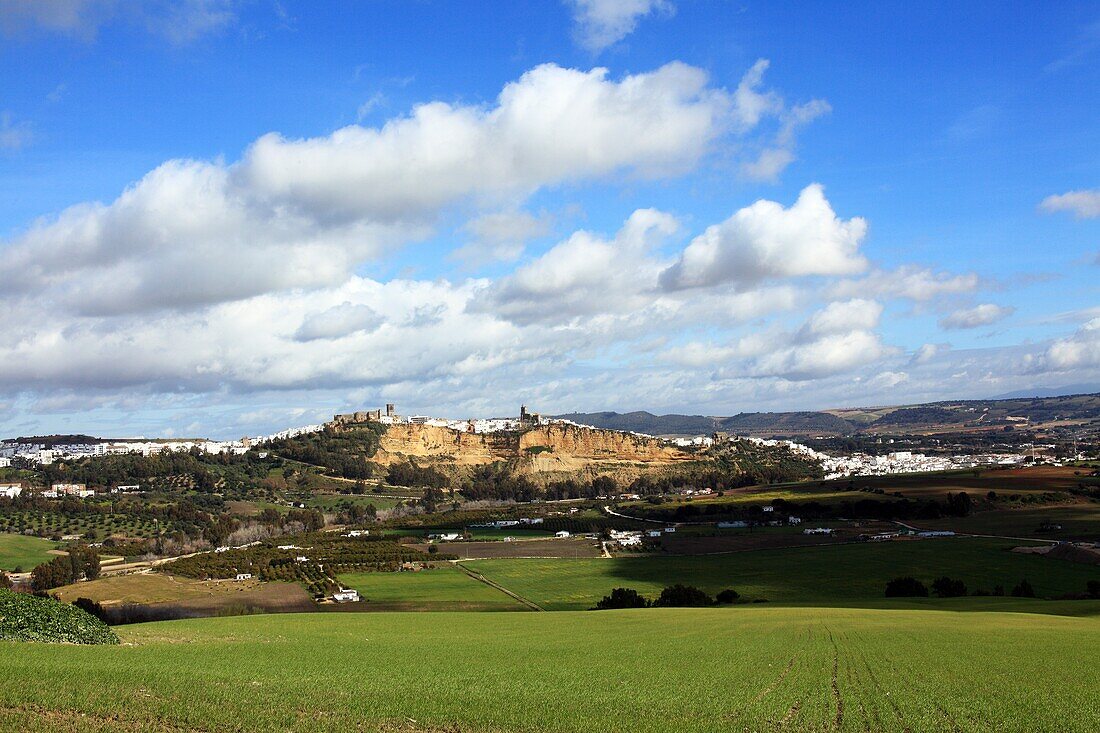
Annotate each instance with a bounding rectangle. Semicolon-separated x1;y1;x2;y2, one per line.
619;535;642;547
235;573;252;580
555;531;571;538
332;589;360;603
762;506;775;513
804;527;833;535
646;530;662;538
115;484;140;493
663;527;676;533
788;516;802;525
0;483;22;499
718;520;748;529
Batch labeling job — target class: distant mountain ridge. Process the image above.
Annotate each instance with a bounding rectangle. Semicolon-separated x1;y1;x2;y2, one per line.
555;392;1100;437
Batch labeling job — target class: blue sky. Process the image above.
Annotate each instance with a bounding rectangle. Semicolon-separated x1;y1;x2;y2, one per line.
0;0;1098;439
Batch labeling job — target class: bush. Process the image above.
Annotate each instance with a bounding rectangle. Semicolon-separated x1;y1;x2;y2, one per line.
0;589;118;644
885;576;928;597
653;584;713;608
931;576;968;598
1011;579;1036;598
715;588;740;604
595;587;650;609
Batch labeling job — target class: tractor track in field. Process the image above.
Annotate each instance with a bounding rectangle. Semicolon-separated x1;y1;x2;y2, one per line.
826;628;844;731
454;563;544;611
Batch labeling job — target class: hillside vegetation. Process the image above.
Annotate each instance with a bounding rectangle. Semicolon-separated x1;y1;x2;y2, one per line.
0;589;118;644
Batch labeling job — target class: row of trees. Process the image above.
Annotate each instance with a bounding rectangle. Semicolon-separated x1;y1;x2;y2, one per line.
594;585;741;609
884;576;1037;598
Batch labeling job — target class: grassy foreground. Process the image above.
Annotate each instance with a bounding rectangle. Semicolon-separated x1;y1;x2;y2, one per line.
1;607;1098;732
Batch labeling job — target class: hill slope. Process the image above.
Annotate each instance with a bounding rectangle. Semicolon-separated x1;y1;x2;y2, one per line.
558;392;1100;437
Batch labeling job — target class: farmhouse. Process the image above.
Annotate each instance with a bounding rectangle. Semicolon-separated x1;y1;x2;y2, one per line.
804;527;833;535
664;527;676;533
332;589;360;603
235;573;252;580
555;531;571;538
647;530;662;538
50;483;93;498
0;483;22;499
718;520;748;529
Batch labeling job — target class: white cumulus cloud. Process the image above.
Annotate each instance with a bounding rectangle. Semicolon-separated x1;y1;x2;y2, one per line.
660;184;868;291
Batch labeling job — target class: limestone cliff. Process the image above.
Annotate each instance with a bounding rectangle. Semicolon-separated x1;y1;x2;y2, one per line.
372;422;693;476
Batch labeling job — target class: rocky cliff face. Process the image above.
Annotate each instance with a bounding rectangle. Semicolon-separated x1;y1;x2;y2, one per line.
373;422;693;474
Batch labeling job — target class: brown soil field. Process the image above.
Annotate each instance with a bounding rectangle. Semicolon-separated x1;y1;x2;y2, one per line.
659;531;847;555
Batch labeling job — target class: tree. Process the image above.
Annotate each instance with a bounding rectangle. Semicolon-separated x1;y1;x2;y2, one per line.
653;584;713;608
0;572;12;589
1011;579;1036;598
885;576;928;597
595;588;650;609
1087;580;1100;599
931;576;967;598
716;588;740;604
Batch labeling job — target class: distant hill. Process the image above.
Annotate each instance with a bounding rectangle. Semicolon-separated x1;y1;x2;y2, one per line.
556;392;1100;437
993;384;1100;399
553;411;718;435
719;411;855;435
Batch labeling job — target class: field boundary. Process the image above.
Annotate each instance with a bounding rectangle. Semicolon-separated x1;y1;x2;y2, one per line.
455;562;544;611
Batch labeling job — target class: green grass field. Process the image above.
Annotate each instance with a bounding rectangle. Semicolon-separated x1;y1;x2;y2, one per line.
1;607;1097;731
0;533;60;571
338;566;525;610
464;537;1100;611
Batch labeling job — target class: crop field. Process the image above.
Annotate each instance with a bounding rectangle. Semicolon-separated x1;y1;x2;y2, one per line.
1;607;1098;731
792;465;1099;498
917;504;1100;539
463;538;1100;611
338;566;525;610
659;525;849;554
0;533;61;571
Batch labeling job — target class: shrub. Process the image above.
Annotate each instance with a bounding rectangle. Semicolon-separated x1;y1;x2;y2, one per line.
715;588;740;604
595;588;650;610
885;576;928;597
931;576;968;598
653;584;713;608
0;589;118;644
1011;579;1036;598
